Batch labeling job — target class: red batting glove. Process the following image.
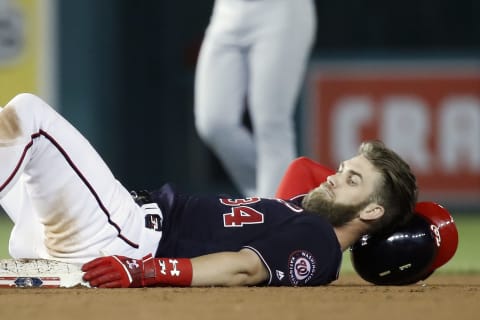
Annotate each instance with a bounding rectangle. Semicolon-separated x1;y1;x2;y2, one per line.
81;254;193;288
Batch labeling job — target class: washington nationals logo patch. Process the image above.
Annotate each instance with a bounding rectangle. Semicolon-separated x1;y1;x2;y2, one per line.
288;250;317;286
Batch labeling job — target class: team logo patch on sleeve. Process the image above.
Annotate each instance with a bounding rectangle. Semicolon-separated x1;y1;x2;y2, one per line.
288;250;317;286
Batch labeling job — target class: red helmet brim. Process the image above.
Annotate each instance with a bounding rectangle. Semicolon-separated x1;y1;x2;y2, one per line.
414;202;459;272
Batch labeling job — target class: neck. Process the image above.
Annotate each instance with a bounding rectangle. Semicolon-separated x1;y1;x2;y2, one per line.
333;219;369;251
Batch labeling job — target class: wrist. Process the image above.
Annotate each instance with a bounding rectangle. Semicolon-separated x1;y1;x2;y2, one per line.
142;256;193;287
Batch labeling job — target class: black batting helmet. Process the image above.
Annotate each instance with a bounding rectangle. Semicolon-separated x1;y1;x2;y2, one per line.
350;202;458;285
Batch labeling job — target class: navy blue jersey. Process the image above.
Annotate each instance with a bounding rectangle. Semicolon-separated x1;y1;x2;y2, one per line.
150;184;342;286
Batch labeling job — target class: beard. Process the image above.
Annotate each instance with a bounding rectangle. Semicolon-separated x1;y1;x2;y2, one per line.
301;186;371;227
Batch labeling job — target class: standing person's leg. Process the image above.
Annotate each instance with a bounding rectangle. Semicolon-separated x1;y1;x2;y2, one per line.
0;93;161;263
194;2;256;196
248;0;317;197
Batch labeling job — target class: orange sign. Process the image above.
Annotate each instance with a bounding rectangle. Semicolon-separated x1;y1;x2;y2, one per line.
307;62;480;205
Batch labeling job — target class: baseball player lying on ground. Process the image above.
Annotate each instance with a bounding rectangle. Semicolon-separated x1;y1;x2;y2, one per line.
0;93;419;287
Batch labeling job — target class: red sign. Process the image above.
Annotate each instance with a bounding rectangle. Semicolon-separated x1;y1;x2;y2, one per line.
307;62;480;205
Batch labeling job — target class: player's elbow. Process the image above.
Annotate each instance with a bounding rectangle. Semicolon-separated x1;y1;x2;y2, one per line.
227;249;268;286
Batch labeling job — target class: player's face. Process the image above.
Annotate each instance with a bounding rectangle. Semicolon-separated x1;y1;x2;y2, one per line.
324;154;381;206
302;155;383;226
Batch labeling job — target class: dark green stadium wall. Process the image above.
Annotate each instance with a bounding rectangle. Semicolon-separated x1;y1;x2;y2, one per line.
56;1;480;199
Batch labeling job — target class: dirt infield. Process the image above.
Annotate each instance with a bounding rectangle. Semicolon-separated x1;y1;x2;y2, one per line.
0;273;478;320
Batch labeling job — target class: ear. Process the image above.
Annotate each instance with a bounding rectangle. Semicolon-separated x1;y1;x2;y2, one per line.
359;203;384;221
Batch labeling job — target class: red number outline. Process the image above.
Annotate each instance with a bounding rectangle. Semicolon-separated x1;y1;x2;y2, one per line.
220;197;261;206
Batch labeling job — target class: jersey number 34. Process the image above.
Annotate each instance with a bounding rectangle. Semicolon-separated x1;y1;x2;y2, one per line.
220;198;264;227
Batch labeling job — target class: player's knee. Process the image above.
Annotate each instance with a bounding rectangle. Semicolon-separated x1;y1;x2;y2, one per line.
1;93;55;143
6;93;51;116
8;93;41;108
0;104;21;142
195;117;229;143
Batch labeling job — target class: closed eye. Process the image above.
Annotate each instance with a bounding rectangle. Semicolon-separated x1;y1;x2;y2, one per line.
338;162;363;185
348;175;360;185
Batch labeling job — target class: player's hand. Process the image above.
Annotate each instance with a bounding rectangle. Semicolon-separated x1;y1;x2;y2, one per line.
81;255;146;288
82;254;193;288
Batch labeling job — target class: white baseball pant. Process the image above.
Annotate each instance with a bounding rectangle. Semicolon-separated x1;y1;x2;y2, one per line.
0;93;162;264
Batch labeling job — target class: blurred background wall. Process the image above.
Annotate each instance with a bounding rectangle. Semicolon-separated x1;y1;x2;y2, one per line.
1;0;479;210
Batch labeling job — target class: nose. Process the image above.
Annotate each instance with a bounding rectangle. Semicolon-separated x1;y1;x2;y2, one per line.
326;175;336;187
